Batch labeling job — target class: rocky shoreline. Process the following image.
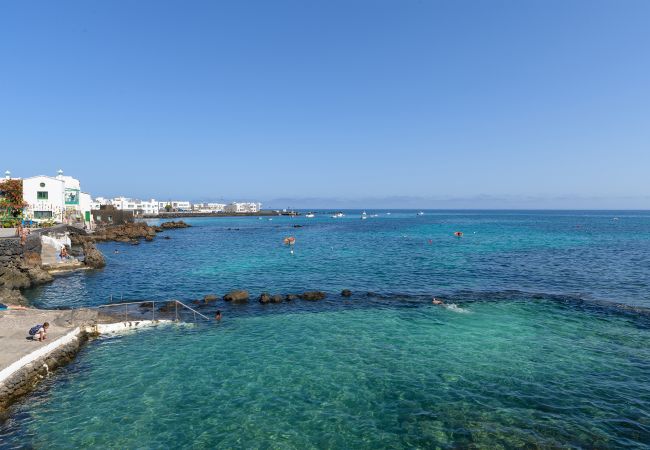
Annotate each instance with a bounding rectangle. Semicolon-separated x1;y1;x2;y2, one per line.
0;221;190;306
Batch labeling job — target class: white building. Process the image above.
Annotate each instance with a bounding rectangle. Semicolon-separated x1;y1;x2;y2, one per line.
21;170;93;225
224;202;261;213
107;197;159;215
193;202;226;213
158;200;191;212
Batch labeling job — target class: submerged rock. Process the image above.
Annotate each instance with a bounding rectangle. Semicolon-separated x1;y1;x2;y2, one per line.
223;290;249;303
271;295;284;303
204;294;218;303
139;301;154;308
300;291;326;301
341;289;352;297
285;294;298;301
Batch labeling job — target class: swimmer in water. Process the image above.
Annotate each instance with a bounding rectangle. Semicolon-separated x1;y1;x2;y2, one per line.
215;310;222;321
432;297;444;305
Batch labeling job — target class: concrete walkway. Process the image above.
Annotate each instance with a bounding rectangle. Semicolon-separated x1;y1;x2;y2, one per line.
0;309;93;372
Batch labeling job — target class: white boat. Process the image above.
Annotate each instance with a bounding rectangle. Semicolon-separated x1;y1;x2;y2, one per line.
331;212;344;218
417;211;424;216
305;213;315;218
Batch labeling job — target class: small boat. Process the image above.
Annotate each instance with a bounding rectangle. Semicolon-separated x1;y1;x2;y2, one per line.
361;211;367;219
417;211;425;216
386;212;391;215
305;212;315;218
331;212;344;218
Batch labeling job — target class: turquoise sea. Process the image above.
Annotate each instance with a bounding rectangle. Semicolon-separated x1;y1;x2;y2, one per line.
2;211;650;448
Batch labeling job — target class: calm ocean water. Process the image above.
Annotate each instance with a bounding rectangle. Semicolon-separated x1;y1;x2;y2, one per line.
2;211;650;448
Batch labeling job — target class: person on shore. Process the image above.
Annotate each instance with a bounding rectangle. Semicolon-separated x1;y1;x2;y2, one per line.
0;303;29;311
29;322;49;342
432;297;445;305
215;310;222;321
59;246;69;260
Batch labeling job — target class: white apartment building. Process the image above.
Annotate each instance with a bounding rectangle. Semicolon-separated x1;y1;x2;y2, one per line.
224;202;261;213
107;197;159;215
193;202;226;213
21;170;93;224
158;200;191;212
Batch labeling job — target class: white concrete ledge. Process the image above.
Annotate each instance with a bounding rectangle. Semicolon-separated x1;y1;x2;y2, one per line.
88;319;174;334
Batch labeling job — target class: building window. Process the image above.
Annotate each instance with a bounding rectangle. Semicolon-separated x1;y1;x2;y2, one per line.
37;191;48;200
39;182;46;187
34;211;53;219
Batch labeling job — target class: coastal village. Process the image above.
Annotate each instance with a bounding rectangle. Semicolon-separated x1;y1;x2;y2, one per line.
0;168;262;229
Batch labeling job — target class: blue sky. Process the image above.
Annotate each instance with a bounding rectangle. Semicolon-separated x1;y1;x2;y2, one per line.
1;0;649;208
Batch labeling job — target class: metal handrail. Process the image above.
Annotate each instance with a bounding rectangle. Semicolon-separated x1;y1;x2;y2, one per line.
92;299;211;323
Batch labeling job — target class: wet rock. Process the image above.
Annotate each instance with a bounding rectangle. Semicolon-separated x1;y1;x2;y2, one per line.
204;294;218;303
163;236;171;240
285;294;298;301
139;302;154;308
259;292;271;304
27;267;53;285
341;289;352;297
292;224;303;228
300;291;326;301
271;294;283;303
82;242;106;268
145;236;154;241
130;240;140;246
158;301;177;312
223;290;249;303
160;221;190;229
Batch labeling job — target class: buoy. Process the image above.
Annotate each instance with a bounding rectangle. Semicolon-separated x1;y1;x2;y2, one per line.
454;231;463;237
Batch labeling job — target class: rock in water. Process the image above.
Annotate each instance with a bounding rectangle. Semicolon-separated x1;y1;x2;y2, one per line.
259;292;271;304
285;294;298;301
223;290;249;303
83;242;106;268
204;294;218;303
271;295;283;303
341;289;352;297
300;291;326;301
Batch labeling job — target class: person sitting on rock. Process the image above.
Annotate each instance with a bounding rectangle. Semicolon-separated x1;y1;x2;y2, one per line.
59;246;69;260
30;322;49;342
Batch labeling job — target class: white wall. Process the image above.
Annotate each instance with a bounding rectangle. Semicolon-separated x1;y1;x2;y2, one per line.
22;176;65;222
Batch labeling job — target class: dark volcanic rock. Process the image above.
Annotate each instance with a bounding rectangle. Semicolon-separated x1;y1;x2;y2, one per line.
259;292;271;304
160;221;190;229
223;290;249;303
204;294;218;303
0;266;31;290
140;302;154;308
341;289;352;297
82;242;106;268
0;287;27;305
300;291;326;301
158;301;177;312
27;267;54;285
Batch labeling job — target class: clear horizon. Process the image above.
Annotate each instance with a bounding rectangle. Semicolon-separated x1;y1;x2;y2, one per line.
1;0;649;209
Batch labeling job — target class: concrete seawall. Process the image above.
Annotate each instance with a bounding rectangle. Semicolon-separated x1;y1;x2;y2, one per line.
0;317;170;418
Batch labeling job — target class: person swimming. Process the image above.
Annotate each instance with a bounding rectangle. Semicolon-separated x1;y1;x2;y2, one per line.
215;310;222;321
432;297;444;305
